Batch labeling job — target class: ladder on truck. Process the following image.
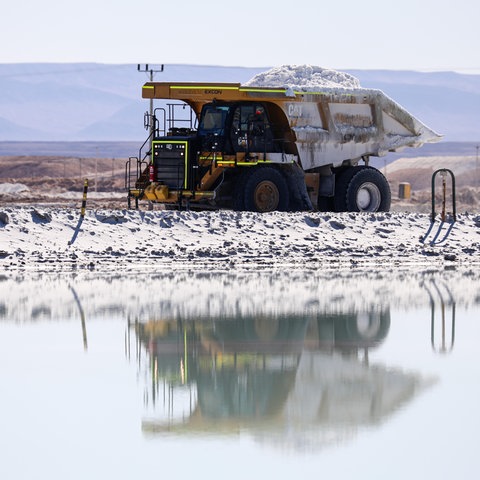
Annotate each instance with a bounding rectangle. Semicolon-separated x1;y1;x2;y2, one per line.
125;103;196;209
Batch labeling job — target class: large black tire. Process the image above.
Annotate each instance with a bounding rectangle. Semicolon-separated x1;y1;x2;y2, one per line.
334;166;391;212
282;163;313;211
243;167;290;212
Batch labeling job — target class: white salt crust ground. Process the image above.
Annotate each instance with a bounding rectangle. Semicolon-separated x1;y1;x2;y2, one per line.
1;207;479;272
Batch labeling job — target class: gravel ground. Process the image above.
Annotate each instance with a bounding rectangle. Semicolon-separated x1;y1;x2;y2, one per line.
1;206;479;273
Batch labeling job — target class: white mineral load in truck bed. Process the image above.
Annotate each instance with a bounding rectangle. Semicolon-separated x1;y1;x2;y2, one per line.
244;65;442;170
244;64;362;90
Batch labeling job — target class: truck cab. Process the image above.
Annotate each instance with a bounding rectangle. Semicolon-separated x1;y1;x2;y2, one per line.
127;97;305;211
198;102;278;154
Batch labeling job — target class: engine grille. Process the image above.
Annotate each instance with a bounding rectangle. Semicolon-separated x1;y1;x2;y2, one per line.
153;140;188;189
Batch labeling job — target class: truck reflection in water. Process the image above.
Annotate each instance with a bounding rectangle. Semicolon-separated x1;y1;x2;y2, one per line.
130;308;426;448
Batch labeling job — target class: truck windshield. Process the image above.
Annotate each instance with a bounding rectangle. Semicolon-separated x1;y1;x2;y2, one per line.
198;105;230;135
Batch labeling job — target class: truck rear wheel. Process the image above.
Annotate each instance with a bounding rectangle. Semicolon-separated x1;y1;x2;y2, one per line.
243;167;290;212
334;166;391;212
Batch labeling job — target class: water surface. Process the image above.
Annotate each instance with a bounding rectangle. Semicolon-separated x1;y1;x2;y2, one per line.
1;270;478;479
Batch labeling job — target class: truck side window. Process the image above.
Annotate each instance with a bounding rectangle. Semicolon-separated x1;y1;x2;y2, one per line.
230;104;275;153
241;106;255;133
198;105;229;135
249;106;267;136
231;105;254;152
232;105;259;133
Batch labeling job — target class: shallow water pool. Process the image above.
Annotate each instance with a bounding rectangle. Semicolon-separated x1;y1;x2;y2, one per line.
0;269;478;479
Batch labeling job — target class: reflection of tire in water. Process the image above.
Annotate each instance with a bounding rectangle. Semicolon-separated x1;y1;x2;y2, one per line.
336;310;391;347
355;312;382;340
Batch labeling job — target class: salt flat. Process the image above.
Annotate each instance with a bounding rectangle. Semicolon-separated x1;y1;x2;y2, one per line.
1;207;478;272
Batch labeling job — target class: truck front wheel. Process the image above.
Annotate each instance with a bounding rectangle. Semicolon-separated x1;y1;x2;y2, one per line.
243;167;290;212
334;166;391;212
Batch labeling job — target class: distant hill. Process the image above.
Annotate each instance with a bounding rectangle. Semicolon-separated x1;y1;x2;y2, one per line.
0;63;479;143
0;141;140;158
0;64;266;142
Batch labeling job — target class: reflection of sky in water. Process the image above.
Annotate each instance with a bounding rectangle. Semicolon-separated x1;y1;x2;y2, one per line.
0;270;479;479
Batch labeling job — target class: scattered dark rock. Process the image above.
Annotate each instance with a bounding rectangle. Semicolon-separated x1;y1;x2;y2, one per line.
96;214;127;224
0;212;9;226
329;220;346;230
375;227;394;235
422;249;440;257
159;217;173;228
31;209;52;223
304;216;320;227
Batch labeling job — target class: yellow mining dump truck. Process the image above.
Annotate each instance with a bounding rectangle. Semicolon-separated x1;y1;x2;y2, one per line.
125;81;440;212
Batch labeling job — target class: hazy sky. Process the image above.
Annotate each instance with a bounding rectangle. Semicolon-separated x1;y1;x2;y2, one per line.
3;0;479;72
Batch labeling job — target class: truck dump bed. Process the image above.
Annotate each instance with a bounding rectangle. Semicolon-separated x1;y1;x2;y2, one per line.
285;86;442;170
